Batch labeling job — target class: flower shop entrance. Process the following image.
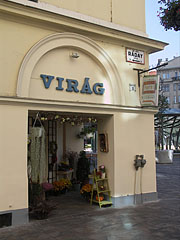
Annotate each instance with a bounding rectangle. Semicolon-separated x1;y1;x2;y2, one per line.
27;110;111;218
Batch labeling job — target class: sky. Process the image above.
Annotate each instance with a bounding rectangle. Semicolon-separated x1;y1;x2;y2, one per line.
145;0;180;67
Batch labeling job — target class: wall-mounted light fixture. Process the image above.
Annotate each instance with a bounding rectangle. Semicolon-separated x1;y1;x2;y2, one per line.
28;0;38;2
70;52;80;58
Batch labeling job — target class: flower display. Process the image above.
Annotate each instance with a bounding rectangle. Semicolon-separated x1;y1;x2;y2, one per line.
42;182;54;192
96;194;104;201
99;165;105;173
80;183;92;200
80;183;92;194
53;178;72;192
96;171;102;178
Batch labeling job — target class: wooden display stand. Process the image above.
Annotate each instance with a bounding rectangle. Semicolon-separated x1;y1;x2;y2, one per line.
90;169;112;208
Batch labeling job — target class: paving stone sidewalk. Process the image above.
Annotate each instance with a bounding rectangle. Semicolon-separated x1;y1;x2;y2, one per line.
0;157;179;240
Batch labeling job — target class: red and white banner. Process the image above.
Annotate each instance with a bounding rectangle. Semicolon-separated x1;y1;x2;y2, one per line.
141;75;159;106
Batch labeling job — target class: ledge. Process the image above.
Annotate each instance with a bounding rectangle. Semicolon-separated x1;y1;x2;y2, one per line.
0;96;158;114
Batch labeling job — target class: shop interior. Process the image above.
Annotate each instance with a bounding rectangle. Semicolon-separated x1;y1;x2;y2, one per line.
28;110;111;219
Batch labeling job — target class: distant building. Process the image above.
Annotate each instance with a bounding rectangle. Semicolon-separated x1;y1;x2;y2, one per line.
157;56;180;109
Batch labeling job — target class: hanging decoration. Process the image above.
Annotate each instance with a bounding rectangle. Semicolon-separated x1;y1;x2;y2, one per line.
38;112;98;126
29;113;47;184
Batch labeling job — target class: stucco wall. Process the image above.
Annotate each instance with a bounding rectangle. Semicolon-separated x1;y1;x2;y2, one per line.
0;18;53;97
113;112;156;196
97;112;156;197
0;104;28;212
42;0;146;32
0;18;149;107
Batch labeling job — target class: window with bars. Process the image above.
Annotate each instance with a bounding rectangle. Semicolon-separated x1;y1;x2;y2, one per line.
163;84;169;92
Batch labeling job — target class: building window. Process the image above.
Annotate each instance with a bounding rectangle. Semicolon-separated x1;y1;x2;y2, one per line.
174;96;177;103
174;84;177;91
175;72;178;78
178;84;180;91
167;97;170;104
166;73;170;79
163;73;166;79
179;96;180;103
163;84;169;92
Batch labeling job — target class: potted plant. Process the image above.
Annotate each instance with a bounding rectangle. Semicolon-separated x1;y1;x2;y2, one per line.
99;165;106;179
63;150;78;169
80;183;92;201
77;125;96;139
53;178;72;194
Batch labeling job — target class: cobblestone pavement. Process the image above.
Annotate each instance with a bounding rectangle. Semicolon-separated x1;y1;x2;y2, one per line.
0;157;179;240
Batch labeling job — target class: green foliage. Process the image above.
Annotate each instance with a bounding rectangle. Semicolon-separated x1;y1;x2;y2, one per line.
157;94;170;114
157;0;180;31
77;125;97;138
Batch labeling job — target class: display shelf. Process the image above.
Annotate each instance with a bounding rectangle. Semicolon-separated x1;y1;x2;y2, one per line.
96;178;108;181
92;200;112;206
90;169;112;208
98;189;110;193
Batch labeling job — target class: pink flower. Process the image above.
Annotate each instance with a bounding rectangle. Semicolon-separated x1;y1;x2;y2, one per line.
42;182;54;191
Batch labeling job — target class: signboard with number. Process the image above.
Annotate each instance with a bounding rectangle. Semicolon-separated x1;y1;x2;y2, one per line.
126;48;145;64
141;75;159;107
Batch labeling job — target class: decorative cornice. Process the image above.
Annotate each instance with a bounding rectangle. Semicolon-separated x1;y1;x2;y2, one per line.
0;96;158;114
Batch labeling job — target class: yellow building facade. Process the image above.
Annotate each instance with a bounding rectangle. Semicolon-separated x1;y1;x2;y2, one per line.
0;0;167;226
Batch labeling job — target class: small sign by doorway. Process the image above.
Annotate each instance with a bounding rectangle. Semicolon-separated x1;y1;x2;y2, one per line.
129;84;136;92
